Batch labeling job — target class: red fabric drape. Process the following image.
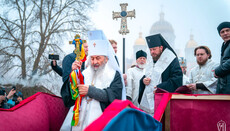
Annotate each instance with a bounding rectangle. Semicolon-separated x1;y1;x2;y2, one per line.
0;92;69;131
154;93;230;131
84;100;143;131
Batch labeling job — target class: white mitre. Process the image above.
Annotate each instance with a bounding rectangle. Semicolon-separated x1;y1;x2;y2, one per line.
88;30;109;56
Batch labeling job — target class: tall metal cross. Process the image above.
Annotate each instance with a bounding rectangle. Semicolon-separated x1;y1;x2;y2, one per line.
112;3;135;73
112;3;135;35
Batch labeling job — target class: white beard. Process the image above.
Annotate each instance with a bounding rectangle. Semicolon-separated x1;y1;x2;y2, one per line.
91;61;106;72
83;63;116;89
137;63;146;69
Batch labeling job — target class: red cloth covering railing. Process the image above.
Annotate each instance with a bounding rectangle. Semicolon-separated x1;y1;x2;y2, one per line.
154;93;230;131
0;92;69;131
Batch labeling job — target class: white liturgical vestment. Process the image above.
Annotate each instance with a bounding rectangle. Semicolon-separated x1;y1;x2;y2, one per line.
140;48;175;115
189;59;219;94
72;64;116;130
183;74;190;85
126;66;145;107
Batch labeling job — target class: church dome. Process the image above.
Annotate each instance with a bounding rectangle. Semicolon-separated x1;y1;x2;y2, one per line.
149;11;176;49
186;34;198;48
135;32;146;45
150;12;174;34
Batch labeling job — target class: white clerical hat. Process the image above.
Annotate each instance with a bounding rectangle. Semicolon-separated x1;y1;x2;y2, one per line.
88;30;109;57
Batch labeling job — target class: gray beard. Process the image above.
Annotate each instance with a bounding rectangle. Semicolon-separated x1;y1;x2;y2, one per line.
137;63;146;69
91;63;106;75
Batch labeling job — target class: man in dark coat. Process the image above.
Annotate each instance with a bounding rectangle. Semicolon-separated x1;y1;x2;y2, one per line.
62;52;77;82
62;42;88;82
214;21;230;94
138;34;182;114
50;42;88;78
61;40;89;107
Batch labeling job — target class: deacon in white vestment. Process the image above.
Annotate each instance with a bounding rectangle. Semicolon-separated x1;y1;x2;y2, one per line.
138;34;183;115
126;50;147;107
187;46;218;94
61;30;125;131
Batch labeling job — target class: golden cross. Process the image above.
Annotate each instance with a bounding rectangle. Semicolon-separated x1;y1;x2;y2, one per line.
69;34;82;61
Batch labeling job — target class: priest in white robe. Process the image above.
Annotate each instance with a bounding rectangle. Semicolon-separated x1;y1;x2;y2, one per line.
138;34;182;115
126;50;147;107
187;46;218;94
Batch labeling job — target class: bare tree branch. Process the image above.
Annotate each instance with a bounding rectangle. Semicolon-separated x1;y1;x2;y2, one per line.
0;0;97;80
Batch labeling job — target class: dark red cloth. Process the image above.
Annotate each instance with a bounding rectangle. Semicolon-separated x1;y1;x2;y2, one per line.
170;98;230;131
155;86;192;94
84;100;143;131
153;93;172;121
154;93;230;131
153;86;192;121
174;85;192;94
0;92;69;131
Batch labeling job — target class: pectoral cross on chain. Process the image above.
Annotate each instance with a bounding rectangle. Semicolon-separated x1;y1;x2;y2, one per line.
112;3;135;35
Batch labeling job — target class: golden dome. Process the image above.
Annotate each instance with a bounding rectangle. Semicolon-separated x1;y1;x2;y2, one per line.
186;34;198;48
135;32;146;45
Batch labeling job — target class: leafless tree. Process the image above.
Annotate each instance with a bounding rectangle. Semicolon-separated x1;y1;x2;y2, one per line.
0;0;96;79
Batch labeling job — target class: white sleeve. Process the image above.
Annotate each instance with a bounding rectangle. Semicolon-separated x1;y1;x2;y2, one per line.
126;69;133;98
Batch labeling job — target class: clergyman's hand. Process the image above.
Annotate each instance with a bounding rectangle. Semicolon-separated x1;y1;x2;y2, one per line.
143;77;151;86
77;84;89;96
187;83;196;90
72;60;82;70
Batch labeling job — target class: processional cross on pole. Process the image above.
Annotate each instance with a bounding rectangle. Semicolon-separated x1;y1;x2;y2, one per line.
112;3;135;73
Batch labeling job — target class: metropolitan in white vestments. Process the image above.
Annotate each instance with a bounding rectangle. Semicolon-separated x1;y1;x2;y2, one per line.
61;30;125;131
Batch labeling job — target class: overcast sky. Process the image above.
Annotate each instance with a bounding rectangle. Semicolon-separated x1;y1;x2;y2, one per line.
84;0;229;65
60;0;230;72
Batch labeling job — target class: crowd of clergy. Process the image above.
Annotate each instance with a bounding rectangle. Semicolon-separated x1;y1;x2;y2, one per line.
49;21;230;130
